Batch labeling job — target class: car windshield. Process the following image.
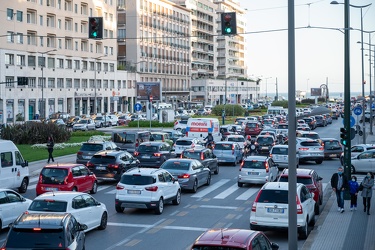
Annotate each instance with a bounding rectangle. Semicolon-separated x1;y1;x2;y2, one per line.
161;161;190;170
257;190;288;204
176;140;193;146
182;151;201;160
6;228;65;248
242;160;265;169
279;176;313;185
40;168;68;184
228;137;244;142
113;133;136;144
80;143;103;152
78;120;88;124
214;144;232;150
90;155;116;164
151;134;164;140
120;175;155;185
272;147;288;154
278;124;288;129
138;145;158;153
95;117;103;121
28;200;68;212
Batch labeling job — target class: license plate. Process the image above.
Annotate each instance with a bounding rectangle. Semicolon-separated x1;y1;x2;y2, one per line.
329;154;336;157
248;172;259;175
142;155;151;159
83;156;91;159
267;208;284;213
96;166;106;170
127;190;141;194
262;147;268;150
45;187;58;191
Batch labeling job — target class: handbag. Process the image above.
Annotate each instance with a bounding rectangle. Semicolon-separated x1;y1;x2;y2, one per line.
359;183;364;191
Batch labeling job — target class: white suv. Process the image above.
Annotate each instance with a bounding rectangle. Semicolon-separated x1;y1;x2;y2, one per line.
250;182;316;239
115;168;181;215
174;120;188;130
173;138;202;156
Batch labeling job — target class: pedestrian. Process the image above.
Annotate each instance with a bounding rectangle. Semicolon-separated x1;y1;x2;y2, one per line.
47;135;55;164
349;175;359;211
361;172;374;215
331;166;349;213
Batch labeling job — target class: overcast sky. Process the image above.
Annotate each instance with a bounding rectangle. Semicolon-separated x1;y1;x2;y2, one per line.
238;0;375;96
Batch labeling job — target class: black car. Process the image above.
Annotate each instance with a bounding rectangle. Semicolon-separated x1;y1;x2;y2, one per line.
86;150;139;181
255;135;275;154
2;212;87;250
181;148;219;174
76;139;119;164
322;138;343;160
314;115;326;127
134;142;176;168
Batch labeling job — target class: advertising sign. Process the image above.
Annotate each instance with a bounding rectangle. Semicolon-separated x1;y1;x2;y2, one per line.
310;88;322;96
136;82;161;101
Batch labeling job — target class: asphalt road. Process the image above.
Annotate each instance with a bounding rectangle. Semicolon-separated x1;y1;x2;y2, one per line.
0;119;346;250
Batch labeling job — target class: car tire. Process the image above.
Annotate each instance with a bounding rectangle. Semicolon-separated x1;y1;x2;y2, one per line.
238;182;243;187
299;220;309;239
155;197;164;215
192;179;198;193
214;165;219;175
315;203;320;215
90;181;98;194
115;205;124;213
309;214;316;226
100;123;103;128
72;187;78;192
315;160;323;164
98;212;108;230
205;173;211;186
18;177;28;193
351;165;356;174
319;194;323;205
172;190;181;205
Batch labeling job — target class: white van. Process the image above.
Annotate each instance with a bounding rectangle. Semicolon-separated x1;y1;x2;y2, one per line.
185;118;221;142
0;140;29;193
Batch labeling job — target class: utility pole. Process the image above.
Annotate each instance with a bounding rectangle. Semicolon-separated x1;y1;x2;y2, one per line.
275;77;278;101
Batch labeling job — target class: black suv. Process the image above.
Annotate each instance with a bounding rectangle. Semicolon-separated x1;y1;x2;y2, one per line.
181;148;219;174
87;150;139;181
76;139;119;164
2;212;87;250
134;142;175;168
255;135;275;154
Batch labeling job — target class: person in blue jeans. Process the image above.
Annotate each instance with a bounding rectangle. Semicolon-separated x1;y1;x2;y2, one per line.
331;166;349;213
348;175;359;211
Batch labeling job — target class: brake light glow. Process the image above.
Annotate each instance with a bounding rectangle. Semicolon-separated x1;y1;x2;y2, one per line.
154;153;161;157
135;139;139;148
77;151;83;155
86;162;94;168
252;190;263;212
44;199;55;202
178;173;190;179
116;185;124;190
264;162;269;173
319;147;324;151
145;186;158;192
33;228;42;231
39;174;43;183
232;145;235;155
297;195;303;214
201;152;204;161
299;147;309;151
108;164;118;169
134;151;140;156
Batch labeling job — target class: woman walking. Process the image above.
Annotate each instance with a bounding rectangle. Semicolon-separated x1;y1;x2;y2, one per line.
47;135;55;164
361;172;374;215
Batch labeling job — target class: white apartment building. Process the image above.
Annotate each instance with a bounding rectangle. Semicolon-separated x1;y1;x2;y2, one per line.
0;0;134;124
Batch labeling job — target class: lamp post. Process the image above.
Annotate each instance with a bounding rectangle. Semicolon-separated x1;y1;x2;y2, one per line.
263;77;272;103
306;78;310;98
93;55;107;115
39;49;57;119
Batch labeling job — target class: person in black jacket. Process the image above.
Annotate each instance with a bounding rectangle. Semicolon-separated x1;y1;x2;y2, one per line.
331;166;349;213
47;135;55;164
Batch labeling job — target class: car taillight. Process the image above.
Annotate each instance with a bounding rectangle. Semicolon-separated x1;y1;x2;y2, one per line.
86;162;94;168
264;162;269;173
145;186;158;192
135;139;139;148
191;143;195;148
178;173;190;179
297;195;303;214
38;174;43;183
77;151;83;155
269;154;273;158
232;145;235;155
174;121;178;125
154;153;161;157
319;147;324;151
116;184;125;190
252;190;263;212
134;151;140;156
201;152;204;161
299;147;309;151
108;164;118;169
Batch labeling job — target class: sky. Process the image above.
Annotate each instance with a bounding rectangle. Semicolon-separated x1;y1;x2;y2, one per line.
238;0;375;96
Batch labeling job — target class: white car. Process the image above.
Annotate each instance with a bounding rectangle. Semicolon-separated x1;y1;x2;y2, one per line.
250;182;316;239
173;138;202;156
0;189;32;229
226;134;246;149
115;168;181;215
237;156;279;186
269;145;299;169
173;119;188;130
28;191;107;232
72;118;96;131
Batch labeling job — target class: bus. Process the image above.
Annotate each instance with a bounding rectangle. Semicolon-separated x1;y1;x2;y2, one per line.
267;106;288;116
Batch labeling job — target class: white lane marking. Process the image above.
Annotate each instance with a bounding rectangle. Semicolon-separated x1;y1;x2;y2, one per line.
191;179;230;198
199;205;238;210
235;187;259;201
107;222;208;232
106;189;117;194
214;183;238;199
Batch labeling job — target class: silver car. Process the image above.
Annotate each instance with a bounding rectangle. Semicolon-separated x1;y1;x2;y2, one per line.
72;119;96;131
212;141;243;166
295;138;324;164
160;159;211;193
237;156;279;186
350;149;375;174
270;145;299;169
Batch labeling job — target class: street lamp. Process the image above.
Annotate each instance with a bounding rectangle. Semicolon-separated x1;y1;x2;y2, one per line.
263;77;272;103
39;49;57;119
93;55;107;114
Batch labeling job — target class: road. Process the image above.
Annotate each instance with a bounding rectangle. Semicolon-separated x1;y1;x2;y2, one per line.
0;118;351;250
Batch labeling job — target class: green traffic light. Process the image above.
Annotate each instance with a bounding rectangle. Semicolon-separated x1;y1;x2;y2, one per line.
225;27;232;33
92;31;97;37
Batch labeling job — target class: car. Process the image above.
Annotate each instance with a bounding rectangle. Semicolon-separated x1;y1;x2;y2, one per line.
160;159;211;192
244;121;263;136
269;144;299;169
86;150;139;181
134;142;175;168
181;147;219;175
115;167;181;214
190;228;279;250
150;131;173;146
278;168;323;215
314;115;327;127
262;118;277;129
302;117;317;130
238;156;279;186
340;144;375;166
297;124;311;131
94;115;112;128
255;135;276;155
259;130;278;141
36;163;98;196
0;189;32;230
294;138;324;164
117;115;129;125
350;149;375;174
66;116;81;127
174;119;188;130
131;114;146;121
226;134;247;149
76;139;119;164
212;141;243;166
173;137;202;156
162;129;184;143
325;114;333;124
296;131;322;145
72;118;96;131
107;114;119;126
2;212;87;250
250;182;316;239
28;191;107;232
321;138;343;160
112;130;151;154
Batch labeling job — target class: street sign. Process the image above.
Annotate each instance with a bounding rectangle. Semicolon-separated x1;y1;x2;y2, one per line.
372;103;375;109
353;106;362;116
350;128;356;140
343;116;356;127
134;103;142;112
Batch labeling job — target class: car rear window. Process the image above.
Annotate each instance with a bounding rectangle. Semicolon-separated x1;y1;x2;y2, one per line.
182;151;201;160
138;145;158;153
40;168;68;184
278;124;288;129
258;190;288;204
28;200;68;212
228;137;244;142
272;147;288;154
120;174;156;185
242;160;265;169
90;155;117;164
301;134;320;140
214;144;232;150
257;137;274;144
151;134;164;140
324;141;341;149
176;140;193;146
180;120;188;124
246;123;257;128
300;141;321;147
80;143;103;152
161;161;190;170
6;228;65;248
279;176;313;185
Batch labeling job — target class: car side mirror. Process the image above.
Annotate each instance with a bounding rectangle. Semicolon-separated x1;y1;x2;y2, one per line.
271;242;280;250
318;176;323;181
213;154;217;158
21;161;29;167
79;223;88;231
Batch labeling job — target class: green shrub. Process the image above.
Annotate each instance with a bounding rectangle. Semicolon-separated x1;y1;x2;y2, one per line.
212;104;244;116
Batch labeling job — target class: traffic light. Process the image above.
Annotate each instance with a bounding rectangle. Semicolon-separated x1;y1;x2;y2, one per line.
221;12;237;35
88;17;103;39
340;127;348;146
17;77;28;86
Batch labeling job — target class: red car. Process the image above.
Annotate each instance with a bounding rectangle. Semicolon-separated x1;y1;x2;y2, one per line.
36;163;98;196
278;168;323;215
244;121;263;136
191;228;279;250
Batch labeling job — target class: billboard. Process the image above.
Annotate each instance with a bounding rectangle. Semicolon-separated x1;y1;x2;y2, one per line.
311;88;322;96
136;82;161;101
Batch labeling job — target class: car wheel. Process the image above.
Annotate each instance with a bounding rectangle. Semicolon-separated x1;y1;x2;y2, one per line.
115;205;124;213
98;212;108;230
172;190;181;205
315;160;323;164
90;181;98;194
299;220;309;239
100;123;103;128
314;203;320;215
309;214;316;226
192;179;198;193
214;165;219;175
319;194;323;205
351;165;356;174
238;182;243;187
18;177;28;193
72;187;78;192
205;173;211;186
155;197;164;215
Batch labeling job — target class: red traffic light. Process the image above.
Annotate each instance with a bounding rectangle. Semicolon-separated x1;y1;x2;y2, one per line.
224;14;232;22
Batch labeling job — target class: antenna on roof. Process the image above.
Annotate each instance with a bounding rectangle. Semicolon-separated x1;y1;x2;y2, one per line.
221;228;224;240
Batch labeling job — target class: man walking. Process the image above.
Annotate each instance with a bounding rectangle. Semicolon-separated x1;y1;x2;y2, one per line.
331;166;349;213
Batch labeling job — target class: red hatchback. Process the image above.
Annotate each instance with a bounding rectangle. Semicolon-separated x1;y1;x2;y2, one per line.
278;168;323;215
191;228;279;250
244;122;263;136
36;163;98;196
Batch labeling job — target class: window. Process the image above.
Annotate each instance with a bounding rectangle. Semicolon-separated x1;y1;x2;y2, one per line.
48;78;55;88
15;151;24;166
82;60;87;70
27;9;37;24
7;8;14;20
16;33;23;44
75;41;78;51
81;3;88;15
1;152;14;167
74;79;80;88
57;58;63;68
109;63;114;72
65;37;73;50
65;0;72;11
27;31;37;45
57;78;64;88
7;32;14;43
39;15;43;26
66;78;72;88
57;19;61;29
47;34;56;48
66;59;72;69
28;55;36;66
65;18;72;31
17;11;23;22
47;57;55;68
40;36;44;47
82;79;88;88
16;55;26;66
74;60;80;69
47;14;55;27
5;54;14;65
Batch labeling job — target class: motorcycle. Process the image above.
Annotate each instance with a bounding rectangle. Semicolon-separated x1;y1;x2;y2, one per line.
206;141;215;150
243;143;257;158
